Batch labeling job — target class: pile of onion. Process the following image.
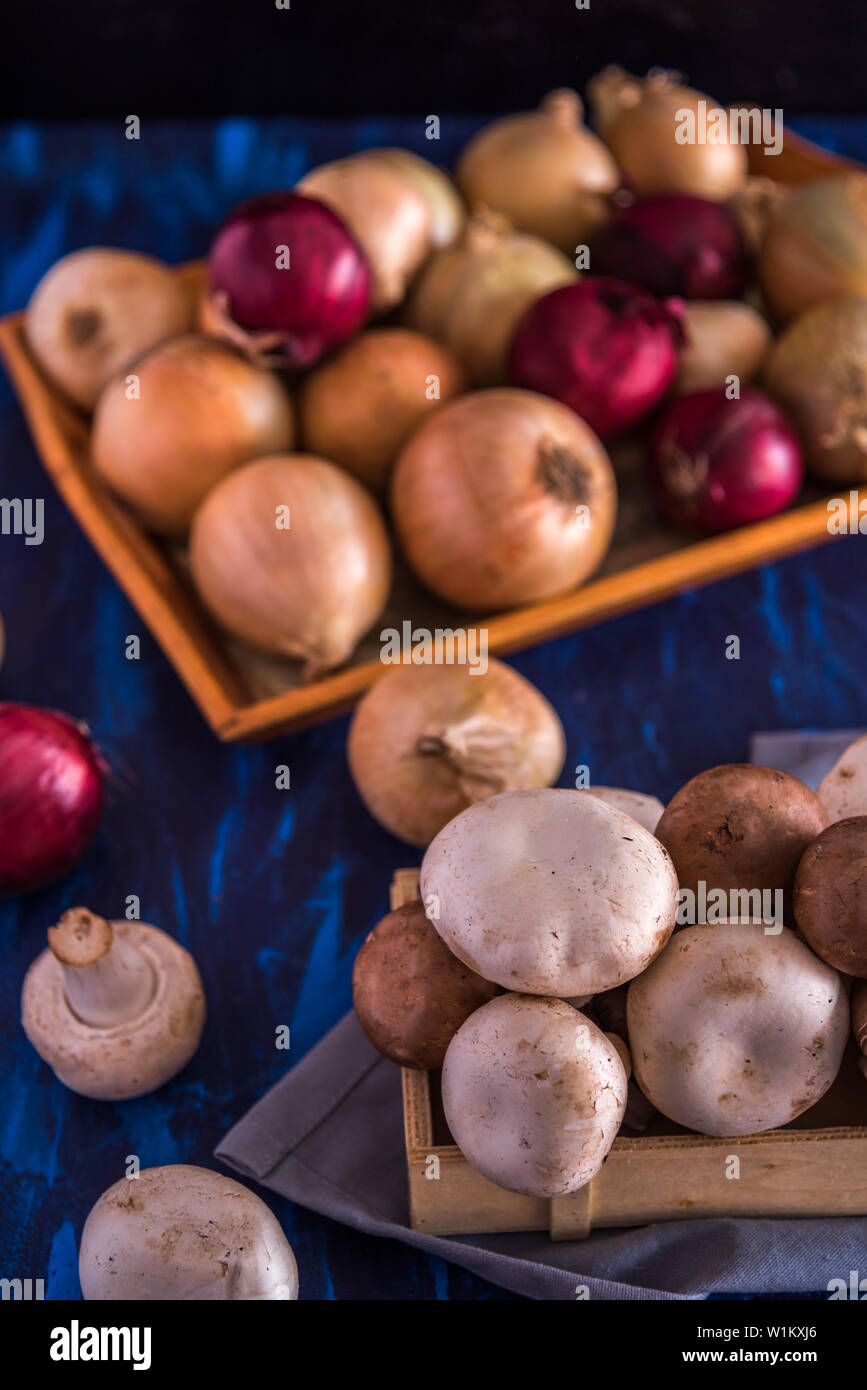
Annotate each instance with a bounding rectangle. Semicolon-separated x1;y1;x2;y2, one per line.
297;153;431;311
764;295;867;482
402;207;576;385
298;328;465;494
758;174;867;323
206;191;372;368
648;386;804;532
189;454;392;677
456;89;620;253
588;66;748;200
347;659;566;846
509;278;684;440
0;704;104;894
26;248;194;410
91;335;294;536
390;388;617;610
677;301;771;395
590;196;749;300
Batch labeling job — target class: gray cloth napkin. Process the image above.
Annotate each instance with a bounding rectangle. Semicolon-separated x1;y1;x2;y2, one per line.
216;729;866;1300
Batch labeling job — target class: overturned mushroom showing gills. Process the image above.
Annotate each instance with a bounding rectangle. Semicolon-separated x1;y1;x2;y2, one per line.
442;994;627;1198
21;907;205;1100
421;787;678;996
627;922;849;1136
79;1165;298;1300
853;981;867;1080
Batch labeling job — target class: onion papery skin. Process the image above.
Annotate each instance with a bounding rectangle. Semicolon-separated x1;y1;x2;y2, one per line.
588;66;748;201
402;209;577;386
390;388;617;611
456;89;620;253
25;248;194;412
298;328;466;494
189;454;393;677
0;704;104;894
764;295;867;483
758;174;867;324
367;149;466;249
347;660;566;846
207;192;372;368
509;278;683;441
296;155;430;312
676;301;771;395
648;387;804;533
590;196;749;300
91;335;295;537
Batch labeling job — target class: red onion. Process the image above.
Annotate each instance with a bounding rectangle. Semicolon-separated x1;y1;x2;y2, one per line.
207;192;372;369
0;705;104;894
648;387;804;533
508;277;683;440
590;196;749;300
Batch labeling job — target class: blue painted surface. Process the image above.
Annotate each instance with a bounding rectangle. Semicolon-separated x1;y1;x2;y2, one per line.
0;116;865;1302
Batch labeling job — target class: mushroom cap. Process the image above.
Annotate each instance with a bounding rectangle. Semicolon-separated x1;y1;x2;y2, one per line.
794;816;867;976
441;993;627;1197
352;900;498;1069
79;1165;298;1300
818;734;867;823
627;922;849;1136
576;786;664;833
420;787;678;995
21;920;206;1100
655;763;828;902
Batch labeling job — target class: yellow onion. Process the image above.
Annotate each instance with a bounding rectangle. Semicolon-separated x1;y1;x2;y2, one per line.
456;89;620;253
588;66;748;200
91;335;294;536
26;248;194;410
296;154;430;311
367;148;465;248
758;174;867;324
298;328;466;494
403;208;577;385
677;301;771;394
347;659;566;846
390;388;616;610
189;454;392;676
764;295;867;483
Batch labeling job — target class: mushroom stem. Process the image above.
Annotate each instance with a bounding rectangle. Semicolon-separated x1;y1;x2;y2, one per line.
47;908;155;1027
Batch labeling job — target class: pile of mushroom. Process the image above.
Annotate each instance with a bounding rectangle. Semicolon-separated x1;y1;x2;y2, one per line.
354;756;864;1199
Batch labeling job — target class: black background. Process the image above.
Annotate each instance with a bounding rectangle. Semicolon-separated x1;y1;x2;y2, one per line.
2;0;866;119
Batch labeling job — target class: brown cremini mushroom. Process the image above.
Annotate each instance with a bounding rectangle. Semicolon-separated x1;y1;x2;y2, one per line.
794;816;867;976
21;907;205;1100
352;900;498;1068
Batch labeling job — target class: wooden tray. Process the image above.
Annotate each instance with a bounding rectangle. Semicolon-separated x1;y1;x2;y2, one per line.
390;869;867;1239
1;127;862;742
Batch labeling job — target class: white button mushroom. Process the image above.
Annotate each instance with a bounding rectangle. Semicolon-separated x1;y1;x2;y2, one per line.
818;733;867;823
21;907;206;1100
576;786;665;834
627;922;850;1137
79;1165;298;1300
420;787;679;995
441;994;627;1198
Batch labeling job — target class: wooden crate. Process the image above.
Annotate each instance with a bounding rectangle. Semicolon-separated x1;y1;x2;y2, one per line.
390;869;867;1240
1;128;863;742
